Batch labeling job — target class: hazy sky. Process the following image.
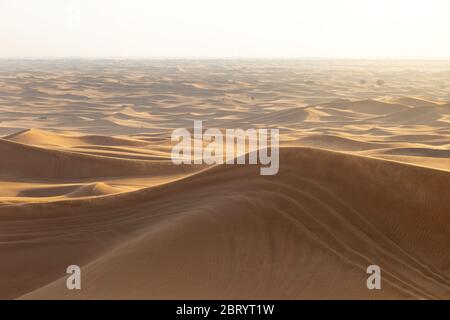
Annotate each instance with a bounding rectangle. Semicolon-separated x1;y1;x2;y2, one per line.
1;0;450;58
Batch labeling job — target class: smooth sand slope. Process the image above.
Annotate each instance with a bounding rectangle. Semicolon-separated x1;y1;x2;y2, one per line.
0;60;449;299
0;148;448;299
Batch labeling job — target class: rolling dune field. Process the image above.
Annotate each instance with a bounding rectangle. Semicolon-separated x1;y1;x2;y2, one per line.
0;60;449;299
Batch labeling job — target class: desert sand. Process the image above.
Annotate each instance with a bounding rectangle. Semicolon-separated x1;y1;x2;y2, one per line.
0;59;449;299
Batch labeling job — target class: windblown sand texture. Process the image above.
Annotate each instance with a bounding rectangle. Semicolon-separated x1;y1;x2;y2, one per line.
0;60;449;299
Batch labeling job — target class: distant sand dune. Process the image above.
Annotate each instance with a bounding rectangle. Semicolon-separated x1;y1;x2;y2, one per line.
394;97;439;108
0;138;195;180
5;128;149;147
16;182;125;198
296;134;389;151
318;99;410;116
371;106;449;125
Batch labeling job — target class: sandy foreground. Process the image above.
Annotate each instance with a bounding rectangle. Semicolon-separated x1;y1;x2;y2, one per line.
0;60;449;299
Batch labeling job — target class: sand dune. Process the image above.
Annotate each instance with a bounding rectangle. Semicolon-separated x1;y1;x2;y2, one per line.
371;105;449;125
0;147;447;299
66;182;124;198
380;147;450;158
0;60;449;300
296;134;389;151
0;138;197;180
5;128;150;148
316;99;410;116
394;97;439;108
15;182;125;198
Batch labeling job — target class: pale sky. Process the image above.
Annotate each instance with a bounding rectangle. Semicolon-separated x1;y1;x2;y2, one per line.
1;0;450;58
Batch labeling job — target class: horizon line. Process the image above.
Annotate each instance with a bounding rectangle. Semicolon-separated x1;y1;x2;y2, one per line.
2;56;450;61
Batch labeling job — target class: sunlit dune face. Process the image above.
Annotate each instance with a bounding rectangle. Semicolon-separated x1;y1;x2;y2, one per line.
0;0;449;58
